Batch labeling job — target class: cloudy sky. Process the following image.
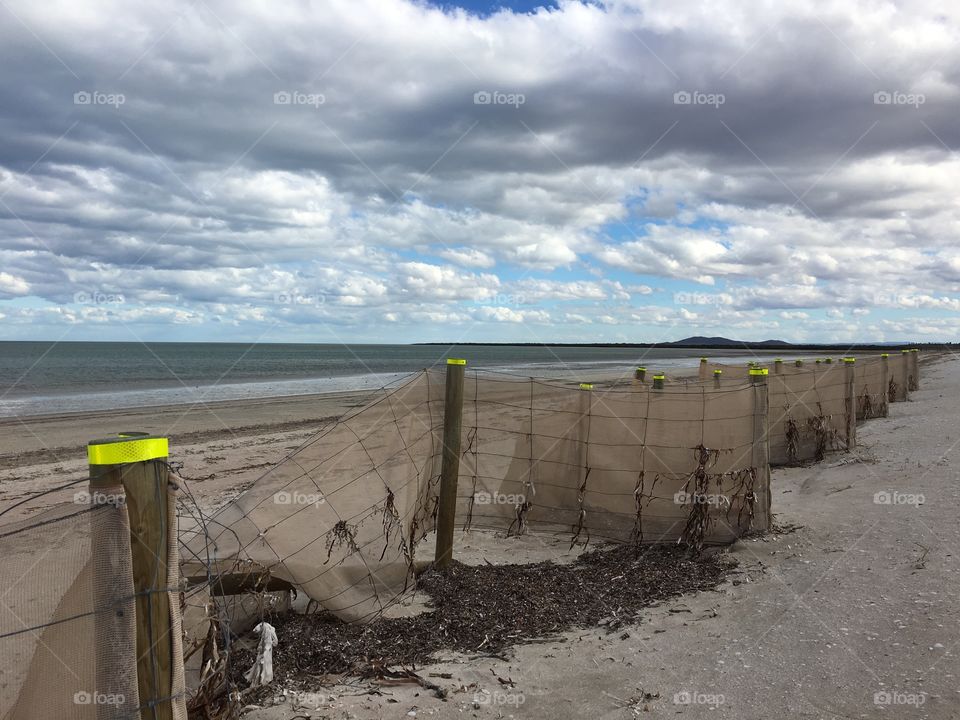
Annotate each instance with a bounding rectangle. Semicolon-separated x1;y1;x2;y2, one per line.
0;0;958;344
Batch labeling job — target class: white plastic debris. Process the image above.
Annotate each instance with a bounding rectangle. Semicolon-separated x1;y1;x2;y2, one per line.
245;621;279;687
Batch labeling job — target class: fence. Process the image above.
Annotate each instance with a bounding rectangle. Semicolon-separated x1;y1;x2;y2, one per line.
1;349;923;717
0;438;188;720
454;371;770;547
182;366;772;625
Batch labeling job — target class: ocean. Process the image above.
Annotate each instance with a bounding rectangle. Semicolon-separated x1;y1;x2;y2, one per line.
0;342;782;417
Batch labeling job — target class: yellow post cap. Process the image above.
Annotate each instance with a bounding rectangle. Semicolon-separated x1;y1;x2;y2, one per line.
713;369;723;374
881;353;889;358
88;434;169;465
446;358;467;365
749;368;769;376
843;357;856;364
653;373;666;380
700;357;708;362
910;348;919;353
579;383;593;390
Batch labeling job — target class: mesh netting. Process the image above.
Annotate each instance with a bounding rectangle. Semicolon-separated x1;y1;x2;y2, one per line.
183;369;771;622
0;502;140;720
455;371;769;547
181;373;444;624
854;357;888;421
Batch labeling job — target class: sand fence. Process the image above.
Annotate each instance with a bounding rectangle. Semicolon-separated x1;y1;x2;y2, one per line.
0;349;922;718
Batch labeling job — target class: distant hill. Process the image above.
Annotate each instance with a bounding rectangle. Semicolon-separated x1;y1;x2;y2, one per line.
666;336;793;347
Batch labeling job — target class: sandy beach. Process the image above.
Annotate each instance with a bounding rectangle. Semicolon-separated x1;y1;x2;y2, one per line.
0;390;372;519
3;355;955;719
222;351;958;719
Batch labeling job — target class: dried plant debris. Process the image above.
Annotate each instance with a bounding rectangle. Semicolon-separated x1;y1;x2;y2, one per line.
232;543;733;691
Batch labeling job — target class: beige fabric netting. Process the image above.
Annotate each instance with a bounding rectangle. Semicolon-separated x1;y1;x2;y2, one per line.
184;369;771;622
0;501;141;720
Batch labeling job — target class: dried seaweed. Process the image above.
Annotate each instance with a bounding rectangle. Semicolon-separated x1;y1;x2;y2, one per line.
232;543;734;692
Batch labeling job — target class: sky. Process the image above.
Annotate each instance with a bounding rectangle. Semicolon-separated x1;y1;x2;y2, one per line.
0;0;958;345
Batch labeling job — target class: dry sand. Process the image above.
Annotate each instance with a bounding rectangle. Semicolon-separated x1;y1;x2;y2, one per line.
0;390;373;519
234;353;960;720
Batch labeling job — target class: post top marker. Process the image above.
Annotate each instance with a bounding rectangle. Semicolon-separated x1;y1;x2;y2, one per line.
88;434;168;465
446;358;467;365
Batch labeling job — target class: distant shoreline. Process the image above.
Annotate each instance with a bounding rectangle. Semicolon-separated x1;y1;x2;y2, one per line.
415;342;947;350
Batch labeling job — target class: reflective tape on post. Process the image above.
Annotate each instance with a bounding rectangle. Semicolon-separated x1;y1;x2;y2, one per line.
749;368;769;376
446;358;467;365
88;435;169;465
881;353;889;358
579;383;593;390
713;369;723;375
843;357;856;364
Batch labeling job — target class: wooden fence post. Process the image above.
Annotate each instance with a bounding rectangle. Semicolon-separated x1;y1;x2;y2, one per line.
699;357;708;379
435;359;466;568
910;348;920;389
635;367;646;382
774;359;783;374
901;349;910;398
880;353;890;417
748;368;770;531
88;433;183;720
843;359;856;450
652;373;665;390
89;455;139;720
